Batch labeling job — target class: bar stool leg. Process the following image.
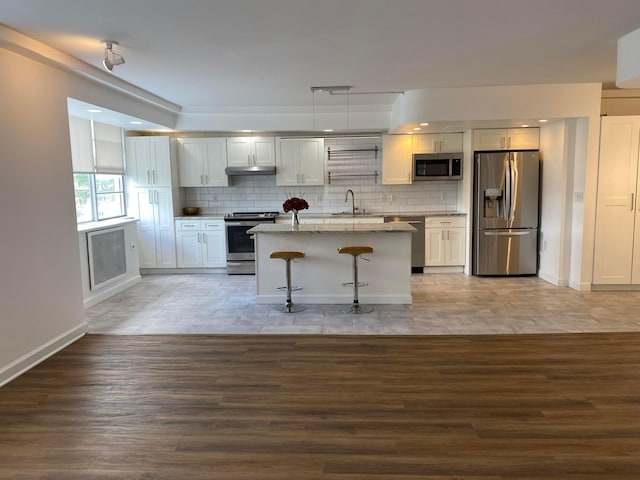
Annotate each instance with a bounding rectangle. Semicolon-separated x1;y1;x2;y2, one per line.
276;257;305;313
341;253;374;314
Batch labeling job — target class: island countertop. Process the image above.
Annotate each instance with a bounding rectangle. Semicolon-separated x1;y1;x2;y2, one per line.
248;222;416;234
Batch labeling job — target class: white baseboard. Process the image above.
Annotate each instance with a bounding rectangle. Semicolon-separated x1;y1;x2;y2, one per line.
83;275;142;309
0;323;87;388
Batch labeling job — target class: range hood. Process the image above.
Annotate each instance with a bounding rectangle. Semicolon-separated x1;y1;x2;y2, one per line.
225;166;276;176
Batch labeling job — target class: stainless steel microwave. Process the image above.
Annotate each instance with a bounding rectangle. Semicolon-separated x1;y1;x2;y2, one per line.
413;153;463;181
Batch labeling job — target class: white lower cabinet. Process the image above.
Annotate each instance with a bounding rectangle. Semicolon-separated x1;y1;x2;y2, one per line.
425;216;466;266
175;219;226;268
133;188;176;268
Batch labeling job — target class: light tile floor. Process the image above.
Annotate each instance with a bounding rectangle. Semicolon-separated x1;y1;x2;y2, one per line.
86;273;640;335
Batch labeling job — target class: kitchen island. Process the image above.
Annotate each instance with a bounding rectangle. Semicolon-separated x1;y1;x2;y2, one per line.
248;222;415;305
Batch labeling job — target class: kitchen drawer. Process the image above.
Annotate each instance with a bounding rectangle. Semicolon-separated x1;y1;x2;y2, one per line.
175;219;202;231
202;220;224;231
425;216;466;228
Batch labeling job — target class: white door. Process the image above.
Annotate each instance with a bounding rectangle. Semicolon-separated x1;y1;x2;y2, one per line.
203;231;226;267
226;137;253;166
593;117;640;284
126;137;152;186
473;129;506;150
176;231;203;268
297;138;324;185
412;134;438;154
149;136;172;186
382;135;412;185
276;139;298;186
446;228;466;266
425;228;445;266
253;137;276;166
202;138;229;186
439;133;463;153
177;138;204;187
506;128;539;150
134;188;159;268
154;188;177;268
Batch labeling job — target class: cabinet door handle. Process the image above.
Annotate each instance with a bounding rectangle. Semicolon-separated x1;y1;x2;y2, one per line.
205;175;208;185
432;140;437;152
631;193;635;210
155;190;159;204
507;137;512;149
203;233;207;243
253;154;257;165
439;140;443;152
147;170;151;184
447;230;450;240
153;170;157;184
148;189;153;205
501;137;506;149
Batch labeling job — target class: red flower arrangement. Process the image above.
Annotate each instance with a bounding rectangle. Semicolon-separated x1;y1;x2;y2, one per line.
282;196;309;213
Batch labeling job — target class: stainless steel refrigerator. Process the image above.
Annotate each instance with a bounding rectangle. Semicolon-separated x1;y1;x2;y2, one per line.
473;151;539;275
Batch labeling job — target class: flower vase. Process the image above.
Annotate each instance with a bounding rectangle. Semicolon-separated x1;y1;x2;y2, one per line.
291;210;300;228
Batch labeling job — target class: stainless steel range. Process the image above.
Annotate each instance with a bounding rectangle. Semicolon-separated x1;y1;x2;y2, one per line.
224;211;279;274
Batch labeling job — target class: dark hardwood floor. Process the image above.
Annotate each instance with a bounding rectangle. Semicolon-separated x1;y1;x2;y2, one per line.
1;333;640;479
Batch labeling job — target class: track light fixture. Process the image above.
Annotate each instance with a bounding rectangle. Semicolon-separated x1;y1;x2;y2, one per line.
102;40;125;72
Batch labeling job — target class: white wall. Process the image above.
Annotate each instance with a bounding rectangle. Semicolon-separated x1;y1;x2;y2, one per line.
539;121;572;286
0;45;172;386
0;49;86;385
570;119;590;290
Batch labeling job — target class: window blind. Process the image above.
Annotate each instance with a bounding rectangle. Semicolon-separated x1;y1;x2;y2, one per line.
69;116;94;173
93;121;124;174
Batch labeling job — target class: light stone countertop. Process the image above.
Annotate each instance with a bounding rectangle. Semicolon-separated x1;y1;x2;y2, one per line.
248;222;416;234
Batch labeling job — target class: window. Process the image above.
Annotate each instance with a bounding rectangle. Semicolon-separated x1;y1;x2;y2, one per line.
69;116;126;223
74;173;125;222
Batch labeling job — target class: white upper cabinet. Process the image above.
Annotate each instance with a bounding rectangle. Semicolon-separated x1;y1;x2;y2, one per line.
126;136;172;187
226;137;276;167
413;133;463;154
276;138;325;186
473;128;539;151
176;137;228;187
382;135;413;185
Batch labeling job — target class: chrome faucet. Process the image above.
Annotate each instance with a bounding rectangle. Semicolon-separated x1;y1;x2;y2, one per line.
345;189;357;215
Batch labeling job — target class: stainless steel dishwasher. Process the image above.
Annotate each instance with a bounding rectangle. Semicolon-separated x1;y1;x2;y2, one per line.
384;215;425;273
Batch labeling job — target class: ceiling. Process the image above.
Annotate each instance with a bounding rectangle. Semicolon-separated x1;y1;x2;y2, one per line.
2;0;640;129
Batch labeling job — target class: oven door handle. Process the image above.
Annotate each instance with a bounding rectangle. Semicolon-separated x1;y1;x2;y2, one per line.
225;221;260;227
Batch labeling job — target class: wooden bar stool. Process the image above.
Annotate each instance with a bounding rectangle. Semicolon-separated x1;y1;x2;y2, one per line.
338;246;374;314
270;251;305;313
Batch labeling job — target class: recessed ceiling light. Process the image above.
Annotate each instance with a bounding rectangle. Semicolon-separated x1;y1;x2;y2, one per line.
129;121;143;125
407;131;414;135
240;129;252;133
323;129;334;132
87;109;102;113
521;124;530;128
539;119;548;123
413;127;421;131
420;122;429;126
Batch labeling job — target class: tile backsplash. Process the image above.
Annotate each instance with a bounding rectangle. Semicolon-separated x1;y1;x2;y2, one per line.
185;137;460;215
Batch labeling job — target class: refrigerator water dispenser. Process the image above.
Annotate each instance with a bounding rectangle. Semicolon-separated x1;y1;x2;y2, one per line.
483;188;503;218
